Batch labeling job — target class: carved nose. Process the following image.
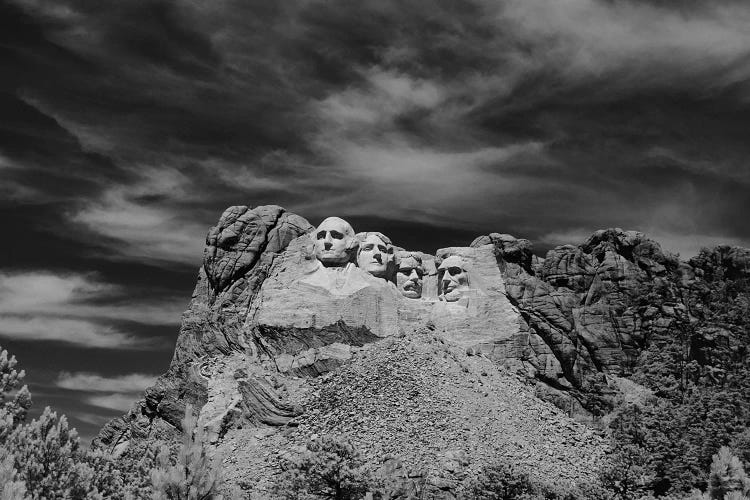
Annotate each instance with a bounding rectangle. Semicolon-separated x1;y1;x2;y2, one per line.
409;270;419;280
324;242;333;250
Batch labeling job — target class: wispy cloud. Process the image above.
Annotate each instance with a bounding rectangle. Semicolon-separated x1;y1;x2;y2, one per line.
56;372;158;393
56;371;157;411
0;316;149;349
85;394;140;412
500;0;750;91
0;271;185;325
0;271;182;348
71;167;209;266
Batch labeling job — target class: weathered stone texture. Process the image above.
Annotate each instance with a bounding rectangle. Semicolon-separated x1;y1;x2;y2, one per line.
472;228;686;415
93;205;314;451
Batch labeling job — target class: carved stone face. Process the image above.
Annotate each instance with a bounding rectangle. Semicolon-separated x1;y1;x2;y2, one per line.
314;217;356;267
357;233;393;278
397;255;424;298
439;255;469;302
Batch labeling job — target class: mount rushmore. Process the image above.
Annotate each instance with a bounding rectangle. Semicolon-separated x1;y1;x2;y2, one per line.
93;204;750;497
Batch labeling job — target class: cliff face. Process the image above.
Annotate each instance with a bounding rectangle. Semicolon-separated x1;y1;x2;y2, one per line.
94;204;750;496
473;230;750;417
95;205;315;447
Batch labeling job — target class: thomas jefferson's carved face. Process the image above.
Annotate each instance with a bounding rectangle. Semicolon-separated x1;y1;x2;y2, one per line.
439;255;469;302
397;255;424;298
314;217;356;267
357;233;393;278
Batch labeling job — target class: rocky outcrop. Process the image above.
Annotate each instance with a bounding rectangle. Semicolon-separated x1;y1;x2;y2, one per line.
94;205;314;451
469;228;750;417
95;203;749;496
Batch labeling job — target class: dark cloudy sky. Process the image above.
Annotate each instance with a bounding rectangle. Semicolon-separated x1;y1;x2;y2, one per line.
2;0;750;441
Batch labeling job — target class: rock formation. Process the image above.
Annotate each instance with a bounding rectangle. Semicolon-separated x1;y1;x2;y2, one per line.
94;204;750;497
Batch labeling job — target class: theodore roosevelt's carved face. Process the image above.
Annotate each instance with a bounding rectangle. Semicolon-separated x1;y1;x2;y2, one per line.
397;254;424;298
357;232;393;278
314;217;356;267
438;255;469;302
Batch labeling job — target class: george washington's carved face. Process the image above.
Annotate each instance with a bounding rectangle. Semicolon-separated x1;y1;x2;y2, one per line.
397;254;424;298
357;232;393;278
438;255;469;302
314;217;356;267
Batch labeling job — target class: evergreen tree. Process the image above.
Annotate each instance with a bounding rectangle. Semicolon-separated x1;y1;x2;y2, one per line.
7;406;86;499
708;447;750;500
0;346;31;442
0;446;27;500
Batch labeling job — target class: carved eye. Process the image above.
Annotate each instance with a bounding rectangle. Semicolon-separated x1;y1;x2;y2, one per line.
316;231;326;240
399;267;423;278
377;245;387;253
363;243;374;251
330;230;344;239
448;267;463;276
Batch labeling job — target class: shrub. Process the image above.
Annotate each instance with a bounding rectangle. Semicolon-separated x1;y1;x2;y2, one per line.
273;435;379;500
461;462;535;500
151;404;223;500
114;439;165;498
461;461;602;500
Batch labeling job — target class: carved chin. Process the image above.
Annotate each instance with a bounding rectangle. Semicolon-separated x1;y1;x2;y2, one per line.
318;254;349;266
362;264;387;277
442;289;463;302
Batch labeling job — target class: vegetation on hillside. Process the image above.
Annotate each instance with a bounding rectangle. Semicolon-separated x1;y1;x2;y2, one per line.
601;247;750;498
0;344;221;499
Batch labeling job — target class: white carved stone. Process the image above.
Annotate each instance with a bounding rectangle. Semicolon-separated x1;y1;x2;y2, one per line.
356;232;395;280
423;245;525;353
396;251;424;298
312;217;357;267
250;235;401;339
438;255;470;302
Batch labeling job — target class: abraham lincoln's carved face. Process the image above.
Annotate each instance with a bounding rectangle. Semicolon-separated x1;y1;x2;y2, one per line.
438;255;469;302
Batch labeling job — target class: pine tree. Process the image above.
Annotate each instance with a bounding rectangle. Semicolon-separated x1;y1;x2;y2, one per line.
0;446;27;500
7;406;84;499
0;346;31;442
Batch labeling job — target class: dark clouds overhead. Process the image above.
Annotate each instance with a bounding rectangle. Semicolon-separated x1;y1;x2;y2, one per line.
2;0;750;440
